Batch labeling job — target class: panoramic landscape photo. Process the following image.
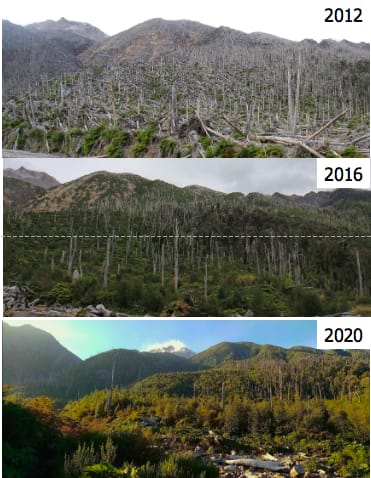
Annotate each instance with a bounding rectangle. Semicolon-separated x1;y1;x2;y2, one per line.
2;0;370;158
3;158;371;317
3;319;369;478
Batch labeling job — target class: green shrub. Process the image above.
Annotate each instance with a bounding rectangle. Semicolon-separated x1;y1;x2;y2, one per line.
48;282;73;303
47;130;65;152
340;145;365;158
206;140;236;157
159;137;176;157
82;126;105;156
132;123;157;157
105;130;131;157
238;144;283;157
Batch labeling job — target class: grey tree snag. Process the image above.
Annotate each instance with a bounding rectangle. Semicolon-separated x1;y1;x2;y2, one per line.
356;249;364;296
79;249;83;277
169;84;178;135
288;55;301;134
221;381;225;411
204;255;208;301
103;237;111;288
161;242;165;287
67;236;77;277
174;219;179;292
293;53;301;134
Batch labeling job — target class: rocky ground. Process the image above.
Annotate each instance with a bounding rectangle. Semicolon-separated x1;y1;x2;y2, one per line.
201;450;331;477
2;149;65;158
3;285;131;317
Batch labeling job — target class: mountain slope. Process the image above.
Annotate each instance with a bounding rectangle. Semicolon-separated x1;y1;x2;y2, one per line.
4;167;60;189
69;348;202;397
80;18;214;65
2;20;81;97
2;323;202;399
27;17;108;42
3;177;45;204
2;323;82;394
191;341;262;367
22;171;222;212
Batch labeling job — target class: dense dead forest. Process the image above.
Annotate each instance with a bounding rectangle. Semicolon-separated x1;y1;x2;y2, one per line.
3;19;370;157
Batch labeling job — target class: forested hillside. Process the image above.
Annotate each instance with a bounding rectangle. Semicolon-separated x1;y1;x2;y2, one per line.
4;172;371;316
3;325;369;478
2;18;369;157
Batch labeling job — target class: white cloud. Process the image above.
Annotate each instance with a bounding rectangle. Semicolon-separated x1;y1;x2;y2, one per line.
143;339;188;352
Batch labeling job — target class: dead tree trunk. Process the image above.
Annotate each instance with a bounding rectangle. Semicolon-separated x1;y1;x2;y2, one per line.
204;255;208;301
67;237;77;277
356;249;364;296
174;220;179;292
103;237;111;288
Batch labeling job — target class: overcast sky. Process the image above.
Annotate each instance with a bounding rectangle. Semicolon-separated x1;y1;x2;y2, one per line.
3;0;369;42
3;158;318;195
4;320;316;359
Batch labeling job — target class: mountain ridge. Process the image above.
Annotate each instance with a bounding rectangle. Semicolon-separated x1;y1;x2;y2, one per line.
4;166;60;189
8;169;371;213
3;323;368;402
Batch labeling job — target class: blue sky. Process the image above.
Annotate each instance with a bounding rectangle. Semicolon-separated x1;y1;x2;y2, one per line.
5;320;316;360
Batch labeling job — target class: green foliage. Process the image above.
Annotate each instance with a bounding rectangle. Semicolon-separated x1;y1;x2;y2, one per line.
82;463;130;477
238;144;284;157
47;130;65;152
3;400;64;478
340;145;365;158
82;126;106;156
132;123;157;157
48;282;74;304
137;454;218;478
206;140;236;157
159;137;176;157
72;276;103;306
65;442;98;478
104;130;131;158
29;128;46;149
330;443;370;478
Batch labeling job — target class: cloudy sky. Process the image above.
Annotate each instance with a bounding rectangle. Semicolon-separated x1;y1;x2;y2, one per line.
4;320;317;359
3;0;369;42
3;158;318;195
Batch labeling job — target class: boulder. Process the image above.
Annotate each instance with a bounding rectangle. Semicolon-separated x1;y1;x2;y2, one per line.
290;464;306;477
96;303;112;316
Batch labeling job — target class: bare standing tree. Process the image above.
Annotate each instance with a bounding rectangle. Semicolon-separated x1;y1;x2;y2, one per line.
174;219;179;292
103;237;111;288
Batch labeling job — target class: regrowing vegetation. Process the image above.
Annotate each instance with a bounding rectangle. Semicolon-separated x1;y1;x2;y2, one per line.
4;172;371;316
2;18;370;157
3;323;370;478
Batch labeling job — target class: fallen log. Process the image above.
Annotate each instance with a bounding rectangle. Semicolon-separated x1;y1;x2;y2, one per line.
203;125;325;157
224;458;287;471
307;110;348;140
